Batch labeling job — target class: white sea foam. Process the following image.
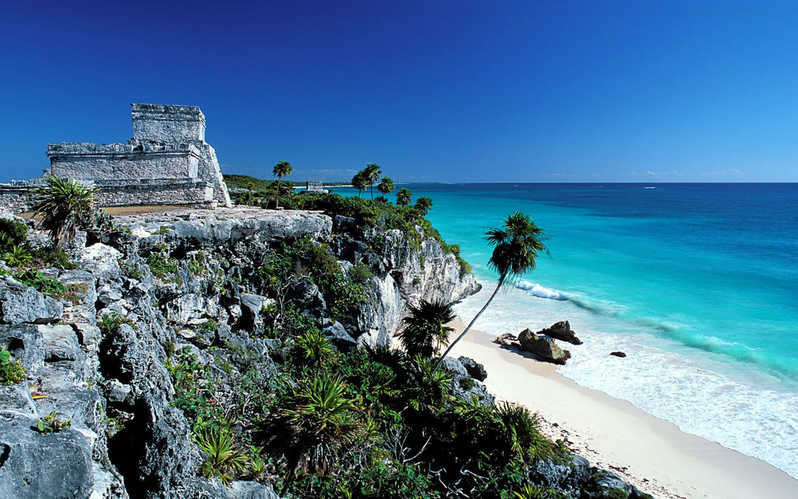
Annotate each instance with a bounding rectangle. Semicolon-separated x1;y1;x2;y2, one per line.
515;280;568;300
454;281;798;479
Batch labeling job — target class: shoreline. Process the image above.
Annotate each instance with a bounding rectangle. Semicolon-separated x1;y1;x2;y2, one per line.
448;318;798;499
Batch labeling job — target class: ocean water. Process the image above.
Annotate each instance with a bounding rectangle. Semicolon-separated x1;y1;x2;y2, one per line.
338;183;798;478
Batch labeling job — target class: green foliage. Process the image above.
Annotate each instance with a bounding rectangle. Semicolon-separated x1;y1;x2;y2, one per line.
514;484;568;498
396;299;456;358
121;259;143;279
319;272;366;323
189;256;205;275
377;176;395;197
31;175;96;246
348;261;372;285
98;312;134;334
147;247;177;278
0;347;25;385
31;247;76;270
197;319;219;335
35;411;71;434
2;245;32;267
294;327;333;366
13;269;64;296
414;196;433;216
0;218;28;252
195;427;247;484
396;187;412;206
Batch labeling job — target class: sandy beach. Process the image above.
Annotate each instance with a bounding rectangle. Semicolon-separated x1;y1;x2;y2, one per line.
448;319;798;499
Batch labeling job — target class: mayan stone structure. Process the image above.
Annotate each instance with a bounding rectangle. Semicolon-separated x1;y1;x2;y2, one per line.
0;103;231;212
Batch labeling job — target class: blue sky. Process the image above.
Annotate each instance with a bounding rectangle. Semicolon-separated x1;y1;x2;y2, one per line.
2;1;798;182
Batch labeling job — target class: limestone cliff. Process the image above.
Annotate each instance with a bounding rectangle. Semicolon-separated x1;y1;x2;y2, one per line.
0;207;479;498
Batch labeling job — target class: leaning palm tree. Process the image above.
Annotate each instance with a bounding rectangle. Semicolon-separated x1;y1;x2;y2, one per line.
376;176;395;202
396;299;456;358
434;212;546;370
396;187;412;206
31;175;96;247
279;373;361;494
351;171;368;198
272;161;292;208
414;196;432;216
363;163;381;199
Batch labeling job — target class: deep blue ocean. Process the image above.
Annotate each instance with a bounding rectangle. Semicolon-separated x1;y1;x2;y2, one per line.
336;183;798;477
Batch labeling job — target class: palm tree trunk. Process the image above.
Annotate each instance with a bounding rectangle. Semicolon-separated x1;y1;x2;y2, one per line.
433;274;506;371
275;178;281;209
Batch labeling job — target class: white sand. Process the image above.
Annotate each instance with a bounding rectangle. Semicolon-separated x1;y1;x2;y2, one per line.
448;320;798;499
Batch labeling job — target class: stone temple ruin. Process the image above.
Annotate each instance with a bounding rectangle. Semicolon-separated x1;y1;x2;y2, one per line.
0;103;231;211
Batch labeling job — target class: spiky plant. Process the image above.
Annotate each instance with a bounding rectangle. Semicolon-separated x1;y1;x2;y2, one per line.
195;428;247;484
396;299;456;358
435;212;545;371
31;175;96;246
294;327;333;366
2;245;32;267
280;373;361;493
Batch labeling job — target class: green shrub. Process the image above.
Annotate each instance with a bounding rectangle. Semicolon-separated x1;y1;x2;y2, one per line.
197;319;219;335
195;427;246;484
35;411;71;433
0;218;28;252
2;245;32;267
348;261;373;285
98;312;134;334
293;327;333;366
147;248;177;278
31;175;96;246
13;269;64;296
0;347;25;385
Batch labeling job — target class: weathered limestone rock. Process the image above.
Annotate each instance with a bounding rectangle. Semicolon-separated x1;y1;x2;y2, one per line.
536;320;582;345
0;276;63;325
323;321;357;352
458;356;488;381
518;329;571;365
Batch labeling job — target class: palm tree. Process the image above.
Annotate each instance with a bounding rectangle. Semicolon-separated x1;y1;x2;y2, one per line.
279;373;361;494
376;177;395;202
272;161;292;208
434;212;546;370
396;299;456;358
363;163;381;200
396;187;412;206
415;196;432;216
31;175;96;247
351;171;368;198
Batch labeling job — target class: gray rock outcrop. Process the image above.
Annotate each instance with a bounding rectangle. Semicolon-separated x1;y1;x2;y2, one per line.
536;320;582;345
518;329;571;365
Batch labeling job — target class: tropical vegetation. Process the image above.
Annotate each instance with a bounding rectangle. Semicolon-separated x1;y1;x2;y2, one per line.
31;175;97;246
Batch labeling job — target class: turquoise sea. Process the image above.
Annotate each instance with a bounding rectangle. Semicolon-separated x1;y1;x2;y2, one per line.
338;183;798;478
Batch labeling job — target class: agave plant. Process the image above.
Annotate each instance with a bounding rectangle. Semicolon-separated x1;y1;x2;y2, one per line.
280;373;362;493
194;427;247;484
31;175;96;246
396;299;456;358
294;327;333;366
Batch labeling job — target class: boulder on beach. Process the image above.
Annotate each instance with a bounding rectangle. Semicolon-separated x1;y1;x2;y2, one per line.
610;351;626;358
518;329;571;365
536;320;582;345
494;333;520;349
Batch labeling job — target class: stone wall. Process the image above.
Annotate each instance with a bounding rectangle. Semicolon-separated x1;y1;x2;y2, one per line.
132;103;206;142
0;180;215;213
47;143;202;181
0;185;33;213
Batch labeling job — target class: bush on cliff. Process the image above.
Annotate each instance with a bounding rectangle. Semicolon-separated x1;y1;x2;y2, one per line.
31;175;97;246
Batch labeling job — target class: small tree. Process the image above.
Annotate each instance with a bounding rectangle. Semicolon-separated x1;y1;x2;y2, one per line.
396;187;412;206
272;161;292;208
363;163;381;200
415;196;432;216
352;171;368;198
377;177;395;202
435;212;546;371
31;175;96;247
396;299;456;358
